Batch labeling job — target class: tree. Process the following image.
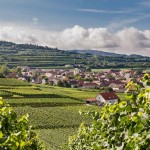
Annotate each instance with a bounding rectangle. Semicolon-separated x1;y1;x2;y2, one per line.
0;99;44;150
68;76;150;150
57;80;64;87
0;73;6;78
63;80;71;88
0;65;10;76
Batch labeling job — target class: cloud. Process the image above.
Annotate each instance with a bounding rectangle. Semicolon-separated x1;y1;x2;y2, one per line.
107;14;150;31
77;8;135;14
139;1;150;8
0;24;150;56
32;17;38;25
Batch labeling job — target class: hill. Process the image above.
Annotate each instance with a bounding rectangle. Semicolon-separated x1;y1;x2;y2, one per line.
1;40;150;69
0;41;90;69
69;49;127;57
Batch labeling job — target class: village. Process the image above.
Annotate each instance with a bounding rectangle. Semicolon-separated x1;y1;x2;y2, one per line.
5;66;147;106
7;66;144;91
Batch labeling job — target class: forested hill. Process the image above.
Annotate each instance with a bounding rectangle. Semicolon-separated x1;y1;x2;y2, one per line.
0;40;150;69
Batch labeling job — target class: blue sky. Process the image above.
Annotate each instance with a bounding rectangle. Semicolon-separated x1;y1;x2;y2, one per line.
0;0;150;55
0;0;150;30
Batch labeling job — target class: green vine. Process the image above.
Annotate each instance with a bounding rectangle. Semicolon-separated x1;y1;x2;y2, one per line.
68;75;150;150
0;98;45;150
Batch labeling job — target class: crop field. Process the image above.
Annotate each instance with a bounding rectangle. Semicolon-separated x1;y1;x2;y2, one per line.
0;79;102;149
2;84;99;99
0;91;13;97
6;98;84;107
36;128;78;150
40;86;100;100
6;98;84;104
0;78;31;86
1;88;62;98
1;78;126;149
13;105;100;129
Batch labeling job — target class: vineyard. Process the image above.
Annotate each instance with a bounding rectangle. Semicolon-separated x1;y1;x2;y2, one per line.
36;128;78;150
0;78;103;149
0;78;125;149
6;98;84;107
0;78;31;86
13;105;100;129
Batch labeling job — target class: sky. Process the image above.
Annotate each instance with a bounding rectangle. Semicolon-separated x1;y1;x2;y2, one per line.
0;0;150;55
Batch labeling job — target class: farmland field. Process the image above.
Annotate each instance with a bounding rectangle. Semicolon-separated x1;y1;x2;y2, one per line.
0;78;31;86
36;128;78;150
1;78;125;149
13;105;100;129
1;78;102;149
92;68;150;73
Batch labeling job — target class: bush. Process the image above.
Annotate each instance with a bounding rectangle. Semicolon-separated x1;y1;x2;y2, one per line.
68;81;150;149
0;99;44;150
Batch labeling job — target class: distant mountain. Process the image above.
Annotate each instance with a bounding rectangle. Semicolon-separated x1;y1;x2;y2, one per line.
69;50;127;57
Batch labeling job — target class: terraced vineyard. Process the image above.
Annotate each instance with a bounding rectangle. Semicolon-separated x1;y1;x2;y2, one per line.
0;78;31;86
0;41;91;68
0;78;101;149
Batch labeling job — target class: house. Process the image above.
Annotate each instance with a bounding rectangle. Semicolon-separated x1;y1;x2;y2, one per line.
96;92;119;105
109;83;125;92
86;92;119;105
82;82;97;88
74;68;81;75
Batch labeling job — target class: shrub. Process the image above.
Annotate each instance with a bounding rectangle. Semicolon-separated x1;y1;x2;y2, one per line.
0;98;44;150
68;80;150;149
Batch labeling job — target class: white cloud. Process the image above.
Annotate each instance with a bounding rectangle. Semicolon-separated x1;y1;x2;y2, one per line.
139;1;150;8
77;8;135;14
0;24;150;56
107;14;150;31
32;17;38;25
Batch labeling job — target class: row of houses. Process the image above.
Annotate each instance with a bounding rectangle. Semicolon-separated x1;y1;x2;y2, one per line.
7;66;144;91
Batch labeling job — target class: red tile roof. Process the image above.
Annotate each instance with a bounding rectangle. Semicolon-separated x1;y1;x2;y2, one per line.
99;92;119;100
83;83;97;87
86;98;96;101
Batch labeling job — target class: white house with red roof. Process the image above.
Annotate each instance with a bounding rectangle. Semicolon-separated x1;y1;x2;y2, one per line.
96;92;119;104
86;92;119;105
